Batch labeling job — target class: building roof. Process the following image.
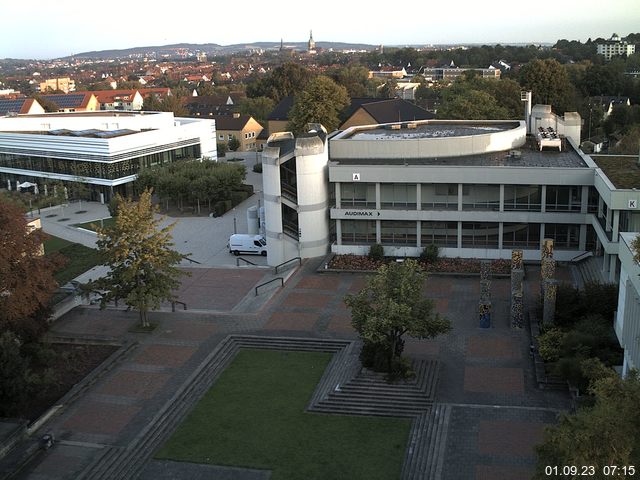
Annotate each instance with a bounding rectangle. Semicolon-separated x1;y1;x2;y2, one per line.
589;96;630;107
592;155;640;189
76;89;141;105
358;98;435;123
213;114;255;130
340;97;379;120
40;92;95;110
0;98;37;115
267;96;295;121
138;88;171;99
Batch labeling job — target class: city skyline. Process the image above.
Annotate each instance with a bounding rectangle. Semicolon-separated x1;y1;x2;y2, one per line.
2;0;640;59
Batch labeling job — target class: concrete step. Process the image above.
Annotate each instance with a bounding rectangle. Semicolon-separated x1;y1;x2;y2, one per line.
311;404;422;418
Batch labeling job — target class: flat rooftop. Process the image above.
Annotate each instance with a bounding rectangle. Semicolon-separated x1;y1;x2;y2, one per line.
345;122;518;140
330;136;588;168
14;111;160;118
592;155;640;189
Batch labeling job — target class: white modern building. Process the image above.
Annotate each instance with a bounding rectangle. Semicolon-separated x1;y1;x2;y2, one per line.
0;111;216;201
597;33;636;60
615;233;640;376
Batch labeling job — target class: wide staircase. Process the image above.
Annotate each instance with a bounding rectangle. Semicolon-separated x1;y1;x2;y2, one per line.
574;255;608;287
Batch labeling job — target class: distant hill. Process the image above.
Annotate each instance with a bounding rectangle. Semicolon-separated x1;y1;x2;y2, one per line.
64;41;379;59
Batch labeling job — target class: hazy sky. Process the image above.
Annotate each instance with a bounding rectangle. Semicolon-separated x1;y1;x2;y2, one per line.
3;0;639;59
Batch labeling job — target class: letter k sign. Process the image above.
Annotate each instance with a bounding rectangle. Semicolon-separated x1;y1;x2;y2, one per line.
629;199;638;209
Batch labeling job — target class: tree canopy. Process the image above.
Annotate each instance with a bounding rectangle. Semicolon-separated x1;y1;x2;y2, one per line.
535;361;640;478
344;259;451;375
520;59;577;113
84;189;188;327
0;199;59;341
246;63;312;102
287;75;350;133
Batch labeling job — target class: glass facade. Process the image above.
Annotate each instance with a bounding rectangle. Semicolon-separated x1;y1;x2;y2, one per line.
0;145;200;181
462;184;500;211
341;182;376;208
545;186;581;212
341;220;376;245
380;183;416;209
422;184;458;210
502;223;541;248
544;223;580;249
504;185;542;211
381;220;416;245
421;221;458;247
461;222;500;248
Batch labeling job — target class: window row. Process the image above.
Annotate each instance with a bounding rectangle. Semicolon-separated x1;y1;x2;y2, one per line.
340;220;584;250
338;183;598;213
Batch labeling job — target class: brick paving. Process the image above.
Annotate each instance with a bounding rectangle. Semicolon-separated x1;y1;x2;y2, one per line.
11;261;576;480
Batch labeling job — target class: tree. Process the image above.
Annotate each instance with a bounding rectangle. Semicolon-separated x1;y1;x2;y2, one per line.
0;199;59;341
378;79;398;99
84;190;189;327
520;59;577;113
344;259;451;376
287;76;350;133
437;88;509;120
33;94;60;113
246;63;312;102
228;136;240;152
535;360;640;479
333;65;370;97
237;96;275;127
610;125;640;154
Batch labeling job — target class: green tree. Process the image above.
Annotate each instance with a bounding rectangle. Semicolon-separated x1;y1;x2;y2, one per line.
520;59;576;113
84;189;189;327
228;136;240;152
246;63;312;102
0;331;39;416
333;65;370;97
437;87;509;120
287;76;350;133
344;259;451;375
610;125;640;154
237;96;275;126
535;361;640;479
378;79;398;99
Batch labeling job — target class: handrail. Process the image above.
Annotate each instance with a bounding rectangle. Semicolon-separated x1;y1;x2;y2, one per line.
255;277;284;296
274;257;302;274
183;256;202;265
236;257;257;266
171;300;187;312
570;251;593;263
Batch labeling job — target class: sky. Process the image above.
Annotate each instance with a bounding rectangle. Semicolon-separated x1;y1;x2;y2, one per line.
3;0;640;59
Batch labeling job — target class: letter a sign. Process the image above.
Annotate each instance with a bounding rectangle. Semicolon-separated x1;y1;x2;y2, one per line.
353;173;361;181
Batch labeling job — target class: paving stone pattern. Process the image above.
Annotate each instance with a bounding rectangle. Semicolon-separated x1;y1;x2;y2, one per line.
8;260;575;480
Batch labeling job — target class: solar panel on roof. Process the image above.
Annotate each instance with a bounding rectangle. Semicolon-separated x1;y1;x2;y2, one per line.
0;99;26;115
44;94;85;108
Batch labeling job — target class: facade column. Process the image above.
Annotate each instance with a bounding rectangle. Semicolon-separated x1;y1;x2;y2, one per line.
609;254;618;283
540;185;547;213
416;221;421;248
598;196;603;218
581;185;589;214
416;184;421;211
603;253;610;274
499;184;505;212
335;182;341;209
606;206;613;232
376;220;381;244
457;221;462;249
579;224;587;250
457;183;463;211
498;222;504;250
539;224;545;250
375;183;381;210
336;219;342;245
613;210;620;240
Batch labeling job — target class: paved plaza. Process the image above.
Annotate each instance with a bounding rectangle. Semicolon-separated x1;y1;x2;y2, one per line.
5;257;572;480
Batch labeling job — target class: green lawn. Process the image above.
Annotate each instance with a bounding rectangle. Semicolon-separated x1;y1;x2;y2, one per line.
156;349;411;480
74;217;116;232
44;235;101;285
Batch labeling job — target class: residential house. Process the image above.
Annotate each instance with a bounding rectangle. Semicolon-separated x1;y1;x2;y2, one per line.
214;113;263;152
39;92;99;112
340;98;435;130
597;34;636;60
0;98;45;116
590;96;631;119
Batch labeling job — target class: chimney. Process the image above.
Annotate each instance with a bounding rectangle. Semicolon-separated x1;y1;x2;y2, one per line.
233;112;240;119
521;91;532;133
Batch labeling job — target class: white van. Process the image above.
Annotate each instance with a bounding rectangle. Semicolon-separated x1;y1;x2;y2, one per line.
228;234;267;256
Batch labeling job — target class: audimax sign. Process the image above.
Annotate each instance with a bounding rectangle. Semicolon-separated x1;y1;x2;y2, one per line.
344;211;381;217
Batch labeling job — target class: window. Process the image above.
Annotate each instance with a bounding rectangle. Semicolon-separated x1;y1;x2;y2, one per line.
228;134;233;140
504;185;542;211
380;184;416;209
544;224;579;249
423;184;458;210
340;183;376;209
461;222;499;248
545;186;581;212
462;184;500;211
421;221;458;247
381;221;416;245
502;223;540;248
341;220;376;244
219;134;224;140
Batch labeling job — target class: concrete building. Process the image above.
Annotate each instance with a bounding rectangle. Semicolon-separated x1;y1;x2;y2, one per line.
39;77;76;93
214;114;263;152
597;33;636;60
615;233;640;376
0;111;216;201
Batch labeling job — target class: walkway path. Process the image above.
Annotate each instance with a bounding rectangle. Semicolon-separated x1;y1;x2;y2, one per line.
6;259;572;480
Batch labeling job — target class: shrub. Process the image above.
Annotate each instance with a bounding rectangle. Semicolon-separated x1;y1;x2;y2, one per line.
252;163;263;173
107;196;120;217
228;137;240;152
217;142;227;157
213;200;233;217
230;191;249;207
420;244;440;263
537;328;566;362
368;243;384;261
